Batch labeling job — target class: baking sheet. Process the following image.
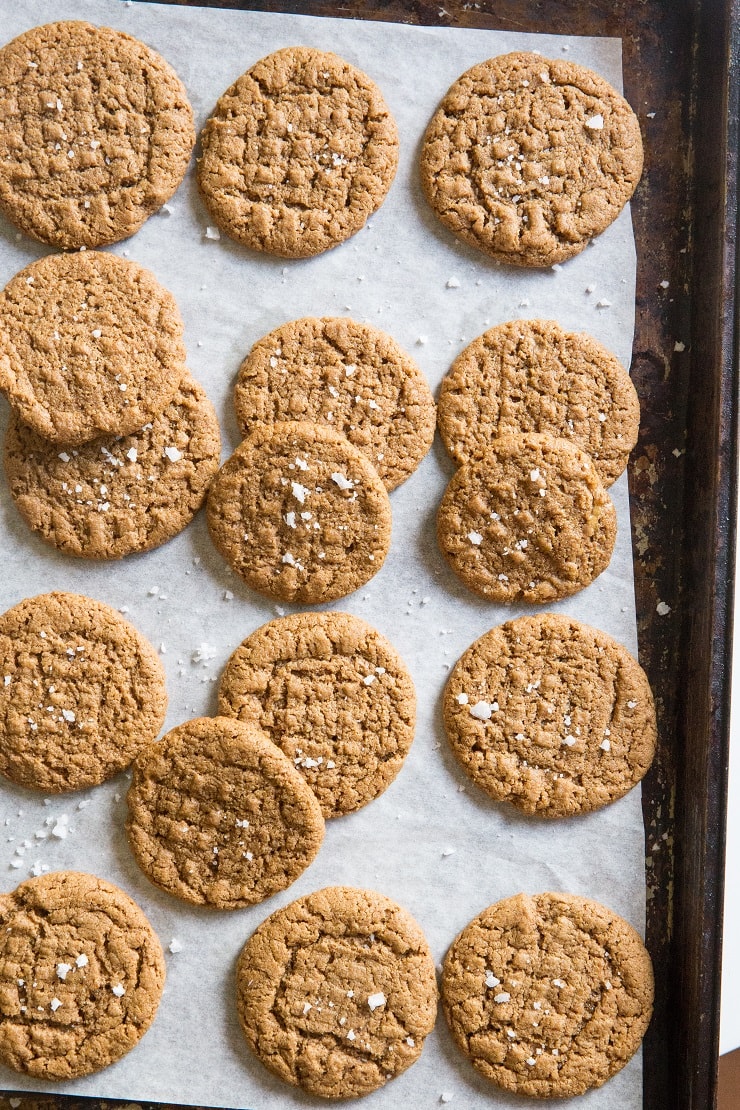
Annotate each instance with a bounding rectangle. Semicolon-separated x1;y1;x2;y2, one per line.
0;1;643;1106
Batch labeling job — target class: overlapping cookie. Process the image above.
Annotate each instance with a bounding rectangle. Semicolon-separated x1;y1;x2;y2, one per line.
207;421;392;603
438;319;639;486
234;316;435;490
5;372;221;559
0;251;186;445
218;612;416;817
126;716;324;909
437;432;616;602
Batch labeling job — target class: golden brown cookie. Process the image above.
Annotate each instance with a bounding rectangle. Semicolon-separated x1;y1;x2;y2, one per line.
0;20;194;249
126;716;325;909
4;372;220;560
437;432;616;602
207;421;392;604
0;871;165;1079
441;892;653;1098
233;317;435;490
437;319;639;486
198;47;399;258
420;52;643;267
236;886;438;1098
0;592;167;793
0;251;186;445
218;612;416;818
443;613;656;816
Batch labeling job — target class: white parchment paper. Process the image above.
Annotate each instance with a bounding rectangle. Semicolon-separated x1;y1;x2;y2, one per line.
0;2;644;1107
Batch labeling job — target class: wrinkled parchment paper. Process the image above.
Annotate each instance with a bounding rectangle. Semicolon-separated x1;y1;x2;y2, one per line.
0;2;644;1106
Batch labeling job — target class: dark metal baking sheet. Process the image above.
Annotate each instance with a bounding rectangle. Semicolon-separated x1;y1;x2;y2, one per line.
1;2;736;1109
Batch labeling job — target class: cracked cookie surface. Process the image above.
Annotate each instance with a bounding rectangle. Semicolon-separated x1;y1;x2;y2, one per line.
126;716;324;909
0;251;186;445
443;613;656;816
437;432;616;602
5;371;220;560
207;421;391;604
0;870;165;1079
218;612;416;818
198;47;399;257
420;52;643;267
0;591;166;793
441;892;653;1098
0;20;194;249
236;885;438;1098
234;316;435;490
437;319;639;486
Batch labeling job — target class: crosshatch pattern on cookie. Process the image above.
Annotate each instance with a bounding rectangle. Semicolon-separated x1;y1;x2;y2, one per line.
218;611;416;817
443;612;656;816
421;52;643;267
207;421;392;604
198;46;398;258
0;19;195;249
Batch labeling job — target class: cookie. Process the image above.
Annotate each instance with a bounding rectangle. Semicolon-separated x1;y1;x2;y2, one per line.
437;319;639;486
0;251;186;445
437;432;616;602
198;47;399;258
236;886;438;1098
207;422;392;604
443;613;656;816
420;52;643;267
233;317;435;491
0;870;165;1079
218;612;416;818
0;20;194;249
126;716;324;909
0;592;166;793
4;372;220;560
441;892;653;1098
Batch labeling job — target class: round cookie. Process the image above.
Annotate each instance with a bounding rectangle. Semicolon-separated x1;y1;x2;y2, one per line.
5;372;220;560
0;871;165;1079
233;317;436;490
0;592;167;793
218;612;416;818
207;421;392;604
236;886;438;1098
437;319;639;485
437;432;616;602
198;47;399;258
0;251;186;444
441;892;653;1098
420;52;643;267
126;716;325;909
0;20;194;249
443;613;656;816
